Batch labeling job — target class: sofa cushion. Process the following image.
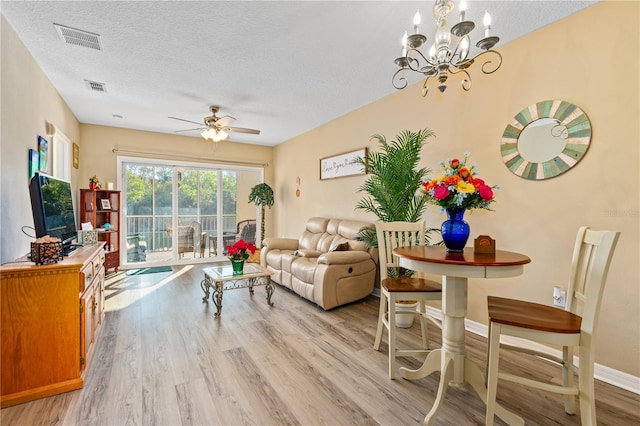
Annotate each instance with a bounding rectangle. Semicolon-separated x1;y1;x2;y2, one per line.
337;220;368;239
299;230;323;250
265;248;295;269
291;257;318;284
306;217;330;233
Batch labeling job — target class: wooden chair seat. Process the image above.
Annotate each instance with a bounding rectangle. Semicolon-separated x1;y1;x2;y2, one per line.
382;276;442;293
488;296;581;334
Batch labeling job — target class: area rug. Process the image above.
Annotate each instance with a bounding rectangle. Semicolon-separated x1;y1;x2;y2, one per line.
125;266;172;276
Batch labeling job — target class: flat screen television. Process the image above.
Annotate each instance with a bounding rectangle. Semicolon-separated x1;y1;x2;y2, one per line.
29;172;79;254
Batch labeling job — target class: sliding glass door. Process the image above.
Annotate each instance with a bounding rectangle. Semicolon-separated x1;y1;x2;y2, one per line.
118;157;261;268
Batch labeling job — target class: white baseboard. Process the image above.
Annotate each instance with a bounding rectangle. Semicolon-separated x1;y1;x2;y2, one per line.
372;293;640;395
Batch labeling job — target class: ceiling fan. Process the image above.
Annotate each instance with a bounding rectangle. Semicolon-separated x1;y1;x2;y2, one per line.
169;106;261;142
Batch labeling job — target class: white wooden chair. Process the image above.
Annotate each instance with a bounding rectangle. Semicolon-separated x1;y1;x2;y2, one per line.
485;226;620;425
373;221;443;379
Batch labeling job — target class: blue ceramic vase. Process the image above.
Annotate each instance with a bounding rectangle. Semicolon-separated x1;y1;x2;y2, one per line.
441;208;470;253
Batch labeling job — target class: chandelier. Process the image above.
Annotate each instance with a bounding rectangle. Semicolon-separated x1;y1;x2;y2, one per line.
201;128;228;142
392;0;502;96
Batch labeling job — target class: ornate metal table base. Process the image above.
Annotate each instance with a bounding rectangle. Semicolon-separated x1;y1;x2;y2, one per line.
201;273;274;317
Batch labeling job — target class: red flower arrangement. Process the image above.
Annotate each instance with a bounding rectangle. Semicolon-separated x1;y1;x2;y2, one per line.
227;239;257;261
421;152;498;211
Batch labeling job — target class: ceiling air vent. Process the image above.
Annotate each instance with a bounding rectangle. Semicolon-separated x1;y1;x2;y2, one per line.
85;80;107;92
54;24;103;51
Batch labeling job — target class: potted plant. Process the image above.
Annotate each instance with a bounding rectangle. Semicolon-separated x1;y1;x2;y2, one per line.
248;182;274;247
353;129;437;247
227;239;257;274
354;129;438;327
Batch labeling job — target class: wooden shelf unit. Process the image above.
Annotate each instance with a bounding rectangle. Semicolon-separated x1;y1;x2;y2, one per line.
80;189;121;272
0;243;106;408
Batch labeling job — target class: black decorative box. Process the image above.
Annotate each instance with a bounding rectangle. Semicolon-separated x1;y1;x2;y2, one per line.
31;242;63;265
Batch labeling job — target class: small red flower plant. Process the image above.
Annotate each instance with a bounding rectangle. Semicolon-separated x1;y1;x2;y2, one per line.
227;239;257;261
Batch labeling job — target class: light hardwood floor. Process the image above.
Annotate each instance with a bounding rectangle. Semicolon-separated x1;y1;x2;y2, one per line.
2;264;638;425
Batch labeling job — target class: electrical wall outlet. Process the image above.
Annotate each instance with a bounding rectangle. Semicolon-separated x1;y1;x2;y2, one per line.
553;289;566;307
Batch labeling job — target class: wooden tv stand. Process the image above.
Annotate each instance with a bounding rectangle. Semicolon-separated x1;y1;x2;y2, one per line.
0;243;106;408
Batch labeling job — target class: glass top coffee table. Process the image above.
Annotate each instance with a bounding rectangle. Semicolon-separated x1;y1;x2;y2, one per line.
201;262;274;317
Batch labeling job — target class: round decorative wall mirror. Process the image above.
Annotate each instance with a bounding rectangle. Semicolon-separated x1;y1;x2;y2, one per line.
501;100;591;180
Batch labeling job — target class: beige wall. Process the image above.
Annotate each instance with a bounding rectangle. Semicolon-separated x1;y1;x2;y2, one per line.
273;2;639;377
79;124;273;246
1;15;81;263
237;171;261;226
78;124;272;190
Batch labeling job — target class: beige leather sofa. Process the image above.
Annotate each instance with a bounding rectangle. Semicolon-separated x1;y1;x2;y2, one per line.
261;217;377;310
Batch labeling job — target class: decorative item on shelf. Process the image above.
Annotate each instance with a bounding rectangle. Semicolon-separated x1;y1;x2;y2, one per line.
89;175;101;190
474;235;495;254
392;0;502;97
100;199;111;210
422;152;498;252
227;239;257;275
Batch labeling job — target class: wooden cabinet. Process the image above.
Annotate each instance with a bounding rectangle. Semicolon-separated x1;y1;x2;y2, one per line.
80;189;120;272
0;243;106;408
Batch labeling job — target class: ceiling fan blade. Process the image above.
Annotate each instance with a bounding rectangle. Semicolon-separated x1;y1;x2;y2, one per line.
215;115;236;128
168;116;203;126
227;127;261;135
174;127;206;133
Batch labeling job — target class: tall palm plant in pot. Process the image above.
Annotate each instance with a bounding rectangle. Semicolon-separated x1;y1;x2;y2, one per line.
354;129;437;327
248;182;274;247
353;128;436;248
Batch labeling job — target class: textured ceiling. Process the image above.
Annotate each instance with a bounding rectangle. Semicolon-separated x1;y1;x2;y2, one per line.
2;1;598;146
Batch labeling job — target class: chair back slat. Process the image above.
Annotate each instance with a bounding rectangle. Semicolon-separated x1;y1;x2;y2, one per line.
376;221;426;281
565;226;620;336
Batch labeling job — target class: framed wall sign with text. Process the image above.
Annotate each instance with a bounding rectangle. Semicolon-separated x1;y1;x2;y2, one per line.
320;148;367;180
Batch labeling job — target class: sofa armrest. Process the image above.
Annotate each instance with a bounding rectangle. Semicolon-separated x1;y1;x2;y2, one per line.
263;237;299;251
317;251;372;265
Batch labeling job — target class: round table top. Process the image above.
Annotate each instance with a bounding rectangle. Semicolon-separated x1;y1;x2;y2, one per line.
393;246;531;267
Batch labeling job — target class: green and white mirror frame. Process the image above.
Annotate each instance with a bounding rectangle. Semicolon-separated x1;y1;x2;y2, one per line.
501;100;591;180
